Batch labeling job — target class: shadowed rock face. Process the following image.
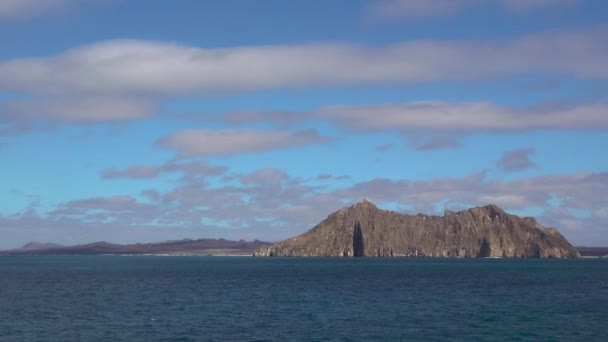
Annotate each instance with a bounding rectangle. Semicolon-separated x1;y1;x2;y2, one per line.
353;221;365;257
254;200;580;258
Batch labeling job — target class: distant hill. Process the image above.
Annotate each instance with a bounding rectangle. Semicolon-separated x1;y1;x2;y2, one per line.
1;238;268;255
254;200;580;258
576;247;608;257
20;242;64;250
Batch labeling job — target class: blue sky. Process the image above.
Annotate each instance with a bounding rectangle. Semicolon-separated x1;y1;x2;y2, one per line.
0;0;607;248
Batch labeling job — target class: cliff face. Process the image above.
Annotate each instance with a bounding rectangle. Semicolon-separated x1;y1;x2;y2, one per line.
254;200;580;258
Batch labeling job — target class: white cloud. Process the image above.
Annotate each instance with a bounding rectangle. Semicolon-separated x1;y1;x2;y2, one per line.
240;168;290;187
330;171;608;216
59;195;144;212
2;169;607;247
102;166;159;179
497;148;536;172
0;26;605;127
317;102;608;132
3;96;155;122
217;101;608;151
156;129;329;158
0;26;605;97
594;208;608;219
101;161;228;180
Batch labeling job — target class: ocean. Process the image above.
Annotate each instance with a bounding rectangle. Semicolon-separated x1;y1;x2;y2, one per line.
0;256;606;341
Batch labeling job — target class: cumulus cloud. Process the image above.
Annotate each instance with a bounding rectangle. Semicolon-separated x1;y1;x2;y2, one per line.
55;195;146;212
47;195;160;226
2;167;607;248
160;161;228;177
497;148;536;172
102;166;160;179
156;128;329;158
367;0;579;18
102;161;228;180
240;168;290;187
274;174;595;239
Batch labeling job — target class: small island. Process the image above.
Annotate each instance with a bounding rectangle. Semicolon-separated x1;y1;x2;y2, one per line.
254;200;580;258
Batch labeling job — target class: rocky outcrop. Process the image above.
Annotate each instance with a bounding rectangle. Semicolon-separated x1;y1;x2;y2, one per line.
254;200;580;258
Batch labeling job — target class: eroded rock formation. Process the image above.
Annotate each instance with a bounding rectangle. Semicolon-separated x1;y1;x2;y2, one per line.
254;200;580;258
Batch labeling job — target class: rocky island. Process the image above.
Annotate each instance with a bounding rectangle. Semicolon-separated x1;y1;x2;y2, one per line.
254;200;580;258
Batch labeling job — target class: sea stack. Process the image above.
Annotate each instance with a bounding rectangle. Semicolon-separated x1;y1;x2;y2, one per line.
254;200;580;258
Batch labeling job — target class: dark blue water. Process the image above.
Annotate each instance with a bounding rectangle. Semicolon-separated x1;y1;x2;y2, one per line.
0;256;606;341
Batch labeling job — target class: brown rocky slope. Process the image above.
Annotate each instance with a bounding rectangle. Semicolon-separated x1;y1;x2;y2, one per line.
254;200;580;258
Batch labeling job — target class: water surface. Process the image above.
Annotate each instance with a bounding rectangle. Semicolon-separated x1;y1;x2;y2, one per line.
0;256;606;341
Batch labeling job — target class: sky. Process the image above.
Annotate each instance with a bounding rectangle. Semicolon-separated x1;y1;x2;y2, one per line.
0;0;607;248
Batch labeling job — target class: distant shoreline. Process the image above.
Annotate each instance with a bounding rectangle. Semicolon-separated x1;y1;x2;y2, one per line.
2;239;606;258
0;238;268;256
2;253;607;259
